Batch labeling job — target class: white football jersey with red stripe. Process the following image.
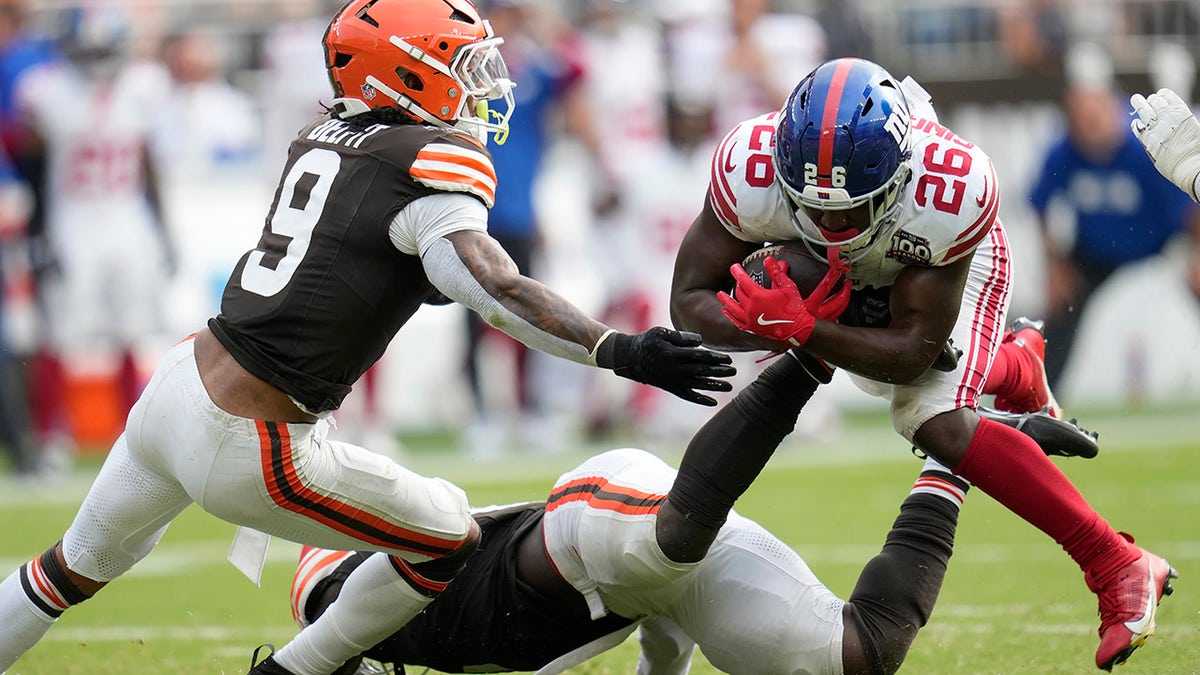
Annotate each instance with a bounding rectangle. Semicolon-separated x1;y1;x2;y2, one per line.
709;112;1000;288
17;60;169;239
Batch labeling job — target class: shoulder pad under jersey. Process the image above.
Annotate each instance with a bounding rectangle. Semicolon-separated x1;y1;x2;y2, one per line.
707;112;801;244
898;117;1000;267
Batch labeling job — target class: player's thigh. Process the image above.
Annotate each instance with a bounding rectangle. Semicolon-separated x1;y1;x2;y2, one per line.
882;229;1012;442
126;339;474;561
673;519;845;675
207;429;473;562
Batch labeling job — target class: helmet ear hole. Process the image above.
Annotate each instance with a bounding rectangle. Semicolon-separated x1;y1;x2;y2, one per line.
396;66;423;91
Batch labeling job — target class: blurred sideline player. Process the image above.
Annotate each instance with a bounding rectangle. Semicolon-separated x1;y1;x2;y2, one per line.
285;353;1098;675
0;2;735;675
583;94;717;439
576;0;670;439
13;5;175;452
0;142;37;475
670;57;1177;670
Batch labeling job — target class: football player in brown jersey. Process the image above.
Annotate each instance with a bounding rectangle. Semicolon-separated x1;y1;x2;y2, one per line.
0;2;736;674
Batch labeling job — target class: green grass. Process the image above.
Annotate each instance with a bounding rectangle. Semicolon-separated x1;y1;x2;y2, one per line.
1;408;1197;674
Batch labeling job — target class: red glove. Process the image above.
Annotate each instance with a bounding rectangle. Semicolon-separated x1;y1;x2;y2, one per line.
717;249;852;347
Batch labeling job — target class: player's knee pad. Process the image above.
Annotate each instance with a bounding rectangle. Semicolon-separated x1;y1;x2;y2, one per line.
404;517;480;585
386;517;480;599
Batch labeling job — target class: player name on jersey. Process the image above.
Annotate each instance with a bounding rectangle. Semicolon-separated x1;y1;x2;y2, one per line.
306;119;389;149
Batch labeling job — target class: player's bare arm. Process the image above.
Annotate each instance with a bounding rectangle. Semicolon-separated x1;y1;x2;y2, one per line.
431;229;735;406
803;258;970;383
670;199;775;351
445;229;609;350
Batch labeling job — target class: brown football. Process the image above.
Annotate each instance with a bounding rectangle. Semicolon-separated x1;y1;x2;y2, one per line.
737;242;829;296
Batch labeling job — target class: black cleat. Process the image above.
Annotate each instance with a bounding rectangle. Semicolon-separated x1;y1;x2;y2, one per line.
979;406;1100;459
248;644;294;674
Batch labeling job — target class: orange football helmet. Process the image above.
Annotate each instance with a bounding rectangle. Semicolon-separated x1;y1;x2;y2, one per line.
323;0;514;142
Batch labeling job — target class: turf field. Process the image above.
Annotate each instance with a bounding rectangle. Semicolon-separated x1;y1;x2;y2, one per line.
0;406;1196;674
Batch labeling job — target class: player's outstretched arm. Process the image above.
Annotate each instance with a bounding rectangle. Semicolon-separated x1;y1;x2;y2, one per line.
1131;88;1200;202
424;230;735;405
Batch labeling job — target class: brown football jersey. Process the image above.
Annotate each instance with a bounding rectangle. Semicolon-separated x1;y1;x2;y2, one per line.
210;114;495;412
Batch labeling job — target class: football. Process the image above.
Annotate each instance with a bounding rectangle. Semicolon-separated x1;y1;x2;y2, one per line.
737;241;830;296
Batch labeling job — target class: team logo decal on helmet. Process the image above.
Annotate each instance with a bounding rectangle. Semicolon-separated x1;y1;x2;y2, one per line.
323;0;515;143
773;58;913;258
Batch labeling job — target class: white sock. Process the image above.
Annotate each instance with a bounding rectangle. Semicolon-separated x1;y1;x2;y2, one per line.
911;456;970;508
273;554;433;675
0;567;59;671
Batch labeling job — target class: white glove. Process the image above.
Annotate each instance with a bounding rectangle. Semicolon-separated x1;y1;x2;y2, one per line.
1130;88;1200;201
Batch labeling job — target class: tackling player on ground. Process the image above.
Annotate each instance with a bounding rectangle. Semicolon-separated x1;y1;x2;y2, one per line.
280;350;1098;675
0;2;735;674
669;57;1177;670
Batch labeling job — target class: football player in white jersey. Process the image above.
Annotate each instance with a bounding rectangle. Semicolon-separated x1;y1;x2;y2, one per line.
670;57;1177;671
13;6;175;448
1131;87;1200;203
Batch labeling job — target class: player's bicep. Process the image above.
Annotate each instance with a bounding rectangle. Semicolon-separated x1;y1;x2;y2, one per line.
420;229;518;305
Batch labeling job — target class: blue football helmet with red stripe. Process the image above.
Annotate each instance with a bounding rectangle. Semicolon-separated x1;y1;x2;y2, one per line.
774;58;913;256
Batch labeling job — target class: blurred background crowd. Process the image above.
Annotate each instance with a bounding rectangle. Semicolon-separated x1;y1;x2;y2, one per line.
0;0;1197;474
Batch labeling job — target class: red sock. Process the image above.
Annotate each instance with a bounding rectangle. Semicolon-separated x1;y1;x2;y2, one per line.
954;418;1138;583
982;340;1020;396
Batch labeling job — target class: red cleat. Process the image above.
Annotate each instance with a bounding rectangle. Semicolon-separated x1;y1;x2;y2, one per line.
1086;534;1178;671
993;317;1064;419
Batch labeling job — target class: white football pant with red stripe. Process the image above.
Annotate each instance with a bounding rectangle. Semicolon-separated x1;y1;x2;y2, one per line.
847;223;1012;441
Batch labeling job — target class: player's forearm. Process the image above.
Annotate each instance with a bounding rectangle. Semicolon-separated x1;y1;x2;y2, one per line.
423;237;603;364
802;321;940;384
670;290;777;352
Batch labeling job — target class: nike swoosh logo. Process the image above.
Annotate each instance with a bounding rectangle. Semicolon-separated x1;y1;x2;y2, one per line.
756;314;793;326
1123;564;1159;635
724;145;736;174
976;177;989;207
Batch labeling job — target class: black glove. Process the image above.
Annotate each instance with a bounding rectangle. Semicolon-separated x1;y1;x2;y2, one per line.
594;327;736;406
